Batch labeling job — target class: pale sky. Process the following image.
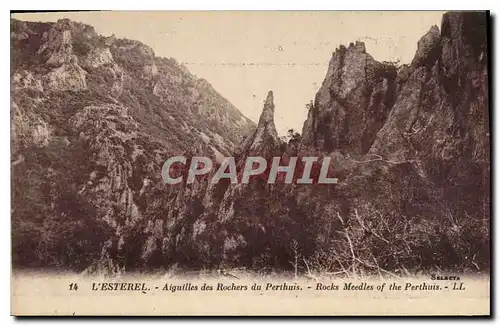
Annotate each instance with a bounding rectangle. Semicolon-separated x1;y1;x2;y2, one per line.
12;11;445;135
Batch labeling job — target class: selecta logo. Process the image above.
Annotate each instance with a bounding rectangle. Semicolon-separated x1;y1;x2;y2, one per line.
161;155;338;185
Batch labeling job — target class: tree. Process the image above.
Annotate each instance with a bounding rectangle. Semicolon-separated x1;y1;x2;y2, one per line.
284;129;301;143
305;100;315;112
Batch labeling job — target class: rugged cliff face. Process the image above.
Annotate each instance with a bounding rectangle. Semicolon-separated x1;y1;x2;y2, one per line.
11;12;490;275
298;11;489;273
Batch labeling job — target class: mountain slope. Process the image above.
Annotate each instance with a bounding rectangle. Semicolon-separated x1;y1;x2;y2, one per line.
10;18;255;271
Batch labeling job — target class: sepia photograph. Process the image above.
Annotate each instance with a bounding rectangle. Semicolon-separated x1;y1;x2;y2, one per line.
9;10;491;316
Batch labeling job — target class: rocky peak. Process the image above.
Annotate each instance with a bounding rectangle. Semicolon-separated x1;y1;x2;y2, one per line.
257;91;276;127
241;91;280;155
37;19;97;62
411;25;441;68
300;40;397;155
37;23;74;67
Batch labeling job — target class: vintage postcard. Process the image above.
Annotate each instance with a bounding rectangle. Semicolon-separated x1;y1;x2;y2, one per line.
10;10;490;316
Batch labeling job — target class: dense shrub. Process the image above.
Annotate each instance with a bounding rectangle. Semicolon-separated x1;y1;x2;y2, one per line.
12;138;114;271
